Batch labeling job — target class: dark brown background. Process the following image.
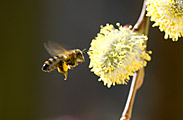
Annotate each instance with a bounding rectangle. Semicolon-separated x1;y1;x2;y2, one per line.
1;0;182;120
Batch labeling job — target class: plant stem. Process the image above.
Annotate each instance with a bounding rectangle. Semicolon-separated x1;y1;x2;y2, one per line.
133;0;149;35
120;72;137;120
120;0;149;119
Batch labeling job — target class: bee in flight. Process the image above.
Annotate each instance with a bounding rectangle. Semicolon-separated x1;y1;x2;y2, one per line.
42;41;85;80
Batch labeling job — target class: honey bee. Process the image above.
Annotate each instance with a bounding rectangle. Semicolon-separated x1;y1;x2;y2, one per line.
42;41;85;80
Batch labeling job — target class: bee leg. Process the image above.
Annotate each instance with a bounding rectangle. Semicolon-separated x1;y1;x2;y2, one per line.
63;71;68;80
57;67;68;80
68;63;77;69
68;65;73;69
57;62;69;80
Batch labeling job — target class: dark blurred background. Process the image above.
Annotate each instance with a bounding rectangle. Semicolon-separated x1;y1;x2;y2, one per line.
1;0;182;120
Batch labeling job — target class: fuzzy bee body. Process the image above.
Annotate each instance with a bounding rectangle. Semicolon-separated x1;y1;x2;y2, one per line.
42;41;85;80
42;55;63;72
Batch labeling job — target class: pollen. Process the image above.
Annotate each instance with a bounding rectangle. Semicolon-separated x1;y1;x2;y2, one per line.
146;0;183;41
88;23;151;88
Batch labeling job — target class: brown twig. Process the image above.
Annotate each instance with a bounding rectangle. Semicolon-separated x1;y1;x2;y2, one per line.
120;72;137;120
120;0;149;119
133;0;149;35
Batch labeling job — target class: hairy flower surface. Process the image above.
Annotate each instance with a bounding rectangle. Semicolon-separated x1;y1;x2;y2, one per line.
146;0;183;41
88;23;151;88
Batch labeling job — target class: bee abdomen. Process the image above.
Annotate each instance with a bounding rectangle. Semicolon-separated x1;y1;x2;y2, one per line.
42;56;61;72
42;61;52;72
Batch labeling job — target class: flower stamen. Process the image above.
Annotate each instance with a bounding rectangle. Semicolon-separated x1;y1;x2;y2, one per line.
88;23;151;88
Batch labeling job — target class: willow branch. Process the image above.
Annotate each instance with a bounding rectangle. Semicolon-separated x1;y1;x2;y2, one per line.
120;72;137;120
120;0;149;120
133;0;149;35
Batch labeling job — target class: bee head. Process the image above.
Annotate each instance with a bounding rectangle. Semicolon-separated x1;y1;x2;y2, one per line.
75;49;85;63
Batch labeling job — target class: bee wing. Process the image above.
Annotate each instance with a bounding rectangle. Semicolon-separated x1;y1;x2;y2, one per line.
44;41;67;56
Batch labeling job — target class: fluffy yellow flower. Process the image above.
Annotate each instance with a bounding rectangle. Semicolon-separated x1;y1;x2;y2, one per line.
146;0;183;41
88;23;151;88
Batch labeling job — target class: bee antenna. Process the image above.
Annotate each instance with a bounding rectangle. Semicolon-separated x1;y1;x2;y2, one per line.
82;48;87;53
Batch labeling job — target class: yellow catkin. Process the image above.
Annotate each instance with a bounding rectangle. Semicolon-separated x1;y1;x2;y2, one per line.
146;0;183;41
88;23;151;88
